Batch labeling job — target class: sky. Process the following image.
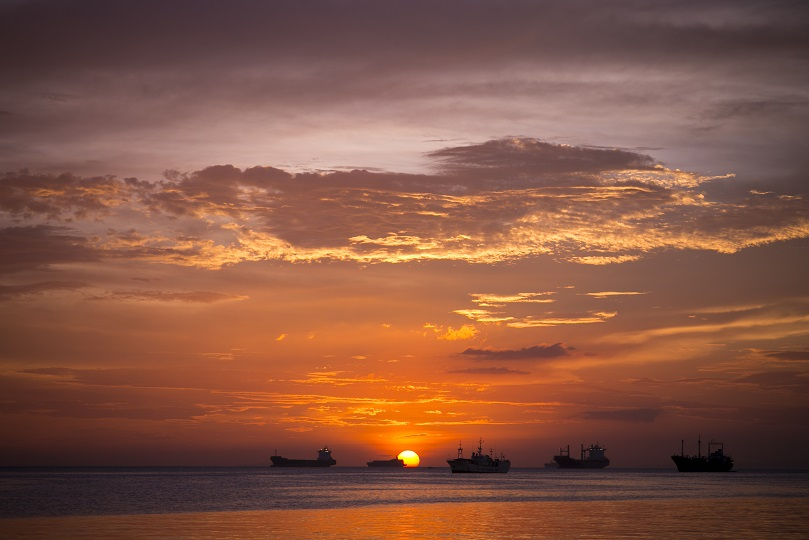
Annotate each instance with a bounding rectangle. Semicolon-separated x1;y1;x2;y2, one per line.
1;0;808;468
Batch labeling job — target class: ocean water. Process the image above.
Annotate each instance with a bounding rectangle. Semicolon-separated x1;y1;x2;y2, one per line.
2;467;808;538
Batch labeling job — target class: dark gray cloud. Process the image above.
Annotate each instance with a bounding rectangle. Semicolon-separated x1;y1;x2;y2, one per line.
1;0;806;193
428;139;658;181
0;171;140;219
0;225;99;274
582;408;663;422
765;349;809;361
2;0;805;74
461;343;572;360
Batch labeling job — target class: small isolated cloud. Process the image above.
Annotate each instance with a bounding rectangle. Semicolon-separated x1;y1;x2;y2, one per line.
507;312;617;328
461;343;572;360
453;309;514;323
439;324;478;341
582;408;663;423
470;292;555;307
424;323;479;341
584;291;646;299
90;290;247;303
448;367;530;375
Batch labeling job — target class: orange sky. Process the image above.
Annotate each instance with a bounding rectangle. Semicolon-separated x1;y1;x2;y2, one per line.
1;0;808;468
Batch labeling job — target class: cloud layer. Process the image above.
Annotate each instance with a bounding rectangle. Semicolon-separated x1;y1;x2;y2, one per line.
2;138;806;276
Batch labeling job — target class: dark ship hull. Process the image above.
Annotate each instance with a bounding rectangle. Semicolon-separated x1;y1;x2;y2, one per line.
671;455;733;472
368;458;405;467
554;443;609;469
553;456;610;469
271;446;336;467
270;456;335;467
672;438;733;472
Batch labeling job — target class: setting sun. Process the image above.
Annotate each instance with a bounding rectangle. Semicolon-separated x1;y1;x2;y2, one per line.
397;450;420;467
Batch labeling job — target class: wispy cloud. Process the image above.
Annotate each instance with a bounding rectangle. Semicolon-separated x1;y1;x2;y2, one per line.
88;290;248;303
0;281;88;301
448;367;531;375
581;408;663;423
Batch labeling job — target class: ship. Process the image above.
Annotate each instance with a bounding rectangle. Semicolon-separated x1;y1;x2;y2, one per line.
671;437;733;472
447;439;510;473
367;457;405;467
270;446;336;467
553;443;610;469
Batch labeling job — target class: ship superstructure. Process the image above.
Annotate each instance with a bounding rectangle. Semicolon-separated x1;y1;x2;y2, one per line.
553;443;610;469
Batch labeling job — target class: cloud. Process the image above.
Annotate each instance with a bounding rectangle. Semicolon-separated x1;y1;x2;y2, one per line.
734;371;809;393
0;281;88;301
428;138;658;181
88;290;248;303
6;369;212;421
505;312;618;328
2;139;807;271
584;291;647;299
470;292;555;307
461;343;572;361
4;1;803;80
765;349;809;361
19;367;77;377
608;299;809;345
0;171;141;220
447;367;530;375
438;324;478;341
0;225;98;274
581;408;663;422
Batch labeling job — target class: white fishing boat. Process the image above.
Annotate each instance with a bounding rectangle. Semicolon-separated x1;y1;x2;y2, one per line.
447;439;510;473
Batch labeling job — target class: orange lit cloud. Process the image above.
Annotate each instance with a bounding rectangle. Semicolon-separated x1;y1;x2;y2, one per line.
3;140;807;275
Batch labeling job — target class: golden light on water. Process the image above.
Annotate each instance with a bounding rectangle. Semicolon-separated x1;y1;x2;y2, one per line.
397;450;420;467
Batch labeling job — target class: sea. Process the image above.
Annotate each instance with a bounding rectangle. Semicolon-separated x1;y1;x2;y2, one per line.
1;467;808;539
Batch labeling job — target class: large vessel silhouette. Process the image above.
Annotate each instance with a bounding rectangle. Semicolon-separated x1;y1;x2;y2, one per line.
447;439;510;473
671;437;733;472
271;446;336;467
367;457;405;467
553;443;610;469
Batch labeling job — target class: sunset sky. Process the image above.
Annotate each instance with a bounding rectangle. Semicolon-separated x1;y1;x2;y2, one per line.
1;0;808;468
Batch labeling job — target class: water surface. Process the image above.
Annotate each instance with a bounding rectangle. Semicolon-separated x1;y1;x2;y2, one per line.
2;467;807;538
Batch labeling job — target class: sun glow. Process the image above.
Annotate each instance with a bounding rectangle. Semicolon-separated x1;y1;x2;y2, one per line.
397;450;420;467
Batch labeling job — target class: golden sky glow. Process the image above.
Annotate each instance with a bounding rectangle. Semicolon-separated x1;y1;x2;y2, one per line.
1;0;808;468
